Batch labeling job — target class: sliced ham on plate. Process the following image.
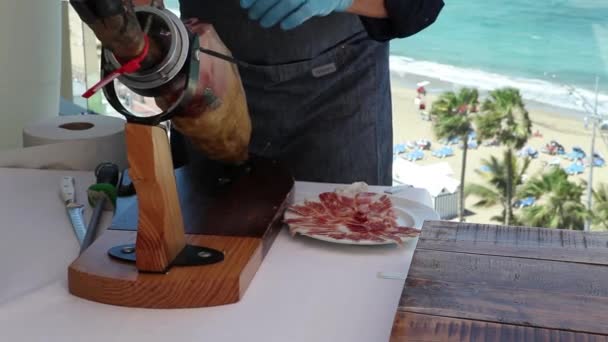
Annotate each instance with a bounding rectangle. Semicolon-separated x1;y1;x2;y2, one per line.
284;183;421;246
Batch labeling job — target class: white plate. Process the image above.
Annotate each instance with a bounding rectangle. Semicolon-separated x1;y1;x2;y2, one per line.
285;195;440;246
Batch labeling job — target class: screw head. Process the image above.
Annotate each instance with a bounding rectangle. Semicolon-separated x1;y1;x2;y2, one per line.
122;246;136;254
198;251;212;258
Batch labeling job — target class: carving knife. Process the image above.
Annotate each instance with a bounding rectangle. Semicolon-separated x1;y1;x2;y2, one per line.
61;176;87;245
81;163;119;254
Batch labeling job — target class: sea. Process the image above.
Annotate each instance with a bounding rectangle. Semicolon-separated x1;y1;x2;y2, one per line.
164;0;608;115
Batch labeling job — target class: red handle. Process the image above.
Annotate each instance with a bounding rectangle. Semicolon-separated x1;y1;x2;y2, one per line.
82;35;150;99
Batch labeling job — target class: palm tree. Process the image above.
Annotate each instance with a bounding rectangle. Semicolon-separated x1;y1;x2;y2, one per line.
592;183;608;230
518;168;588;230
476;88;532;225
431;88;479;222
465;151;531;225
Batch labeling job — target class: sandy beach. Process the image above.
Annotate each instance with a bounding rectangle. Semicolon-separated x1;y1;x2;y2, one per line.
390;74;608;231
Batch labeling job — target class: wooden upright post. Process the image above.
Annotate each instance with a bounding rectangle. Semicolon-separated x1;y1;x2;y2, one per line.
67;124;294;308
125;123;186;272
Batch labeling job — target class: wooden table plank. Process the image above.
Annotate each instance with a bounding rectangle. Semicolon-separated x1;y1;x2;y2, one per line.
401;277;608;335
408;249;608;298
420;221;608;265
391;312;608;342
391;222;608;341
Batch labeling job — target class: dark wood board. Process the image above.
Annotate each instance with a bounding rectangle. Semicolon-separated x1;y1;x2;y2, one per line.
111;155;294;238
407;249;608;298
418;221;608;265
391;312;608;342
401;276;608;335
391;222;608;341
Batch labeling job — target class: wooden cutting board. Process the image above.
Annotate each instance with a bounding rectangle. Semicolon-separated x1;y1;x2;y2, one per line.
69;156;294;308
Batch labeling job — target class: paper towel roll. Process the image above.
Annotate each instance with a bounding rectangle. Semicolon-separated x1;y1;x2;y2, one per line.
23;114;125;147
0;115;129;171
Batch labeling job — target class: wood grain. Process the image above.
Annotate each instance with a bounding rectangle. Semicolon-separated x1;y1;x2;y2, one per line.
401;277;608;335
407;249;608;298
391;312;608;342
125;123;186;272
420;221;608;265
68;149;294;308
69;230;261;308
391;222;608;340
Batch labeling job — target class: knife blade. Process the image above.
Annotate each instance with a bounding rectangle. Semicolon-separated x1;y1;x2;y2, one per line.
80;163;120;254
61;176;87;244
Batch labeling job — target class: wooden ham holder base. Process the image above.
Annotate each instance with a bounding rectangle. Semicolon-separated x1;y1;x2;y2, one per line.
68;123;294;308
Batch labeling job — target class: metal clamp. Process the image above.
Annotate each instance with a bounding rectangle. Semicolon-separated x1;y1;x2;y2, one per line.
101;7;201;125
108;244;225;272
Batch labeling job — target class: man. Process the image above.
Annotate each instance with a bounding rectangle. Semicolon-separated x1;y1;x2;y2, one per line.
160;0;444;185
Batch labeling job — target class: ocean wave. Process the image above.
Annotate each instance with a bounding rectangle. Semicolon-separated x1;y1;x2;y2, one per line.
389;56;608;116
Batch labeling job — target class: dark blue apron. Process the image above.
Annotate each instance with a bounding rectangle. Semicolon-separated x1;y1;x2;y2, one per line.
176;0;393;185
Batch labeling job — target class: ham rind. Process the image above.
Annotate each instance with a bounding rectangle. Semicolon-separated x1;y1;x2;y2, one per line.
285;185;421;244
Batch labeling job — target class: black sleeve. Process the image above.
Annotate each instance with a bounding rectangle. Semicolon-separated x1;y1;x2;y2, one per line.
360;0;445;41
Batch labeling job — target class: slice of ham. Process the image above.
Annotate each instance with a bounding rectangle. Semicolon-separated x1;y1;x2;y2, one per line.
284;184;420;245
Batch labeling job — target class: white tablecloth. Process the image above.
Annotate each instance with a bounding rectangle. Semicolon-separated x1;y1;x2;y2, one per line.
0;168;433;342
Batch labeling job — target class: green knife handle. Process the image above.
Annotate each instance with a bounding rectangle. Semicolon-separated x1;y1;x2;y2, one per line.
95;163;120;187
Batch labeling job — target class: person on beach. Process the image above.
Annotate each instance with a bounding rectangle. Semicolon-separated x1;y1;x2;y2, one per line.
166;0;444;185
417;85;427;97
419;101;429;121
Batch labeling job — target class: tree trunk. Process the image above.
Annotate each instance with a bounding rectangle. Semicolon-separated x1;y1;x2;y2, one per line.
459;137;468;222
505;148;514;225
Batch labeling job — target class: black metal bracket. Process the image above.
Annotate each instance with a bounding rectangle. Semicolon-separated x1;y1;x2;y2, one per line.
108;244;225;271
101;33;201;126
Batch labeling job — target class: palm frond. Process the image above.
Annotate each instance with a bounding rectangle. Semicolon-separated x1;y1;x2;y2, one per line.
477;88;532;149
519;168;587;230
431;88;479;141
592;183;608;229
465;183;501;208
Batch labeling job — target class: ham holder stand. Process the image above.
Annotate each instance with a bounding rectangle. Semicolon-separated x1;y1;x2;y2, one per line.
67;6;294;308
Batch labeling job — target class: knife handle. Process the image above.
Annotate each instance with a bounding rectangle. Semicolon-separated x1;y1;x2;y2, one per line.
95;162;120;187
61;176;76;205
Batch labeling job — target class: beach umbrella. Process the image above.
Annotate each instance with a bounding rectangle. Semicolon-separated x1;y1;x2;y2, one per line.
514;197;536;209
417;81;431;87
432;146;454;159
393;144;407;155
565;163;585;175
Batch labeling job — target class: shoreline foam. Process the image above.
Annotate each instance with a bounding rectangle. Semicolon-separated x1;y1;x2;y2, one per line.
389;56;608;118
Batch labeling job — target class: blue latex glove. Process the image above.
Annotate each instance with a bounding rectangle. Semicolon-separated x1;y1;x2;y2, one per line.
240;0;354;30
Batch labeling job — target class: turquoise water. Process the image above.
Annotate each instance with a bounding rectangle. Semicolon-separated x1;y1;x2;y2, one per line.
392;0;608;92
164;0;608;113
